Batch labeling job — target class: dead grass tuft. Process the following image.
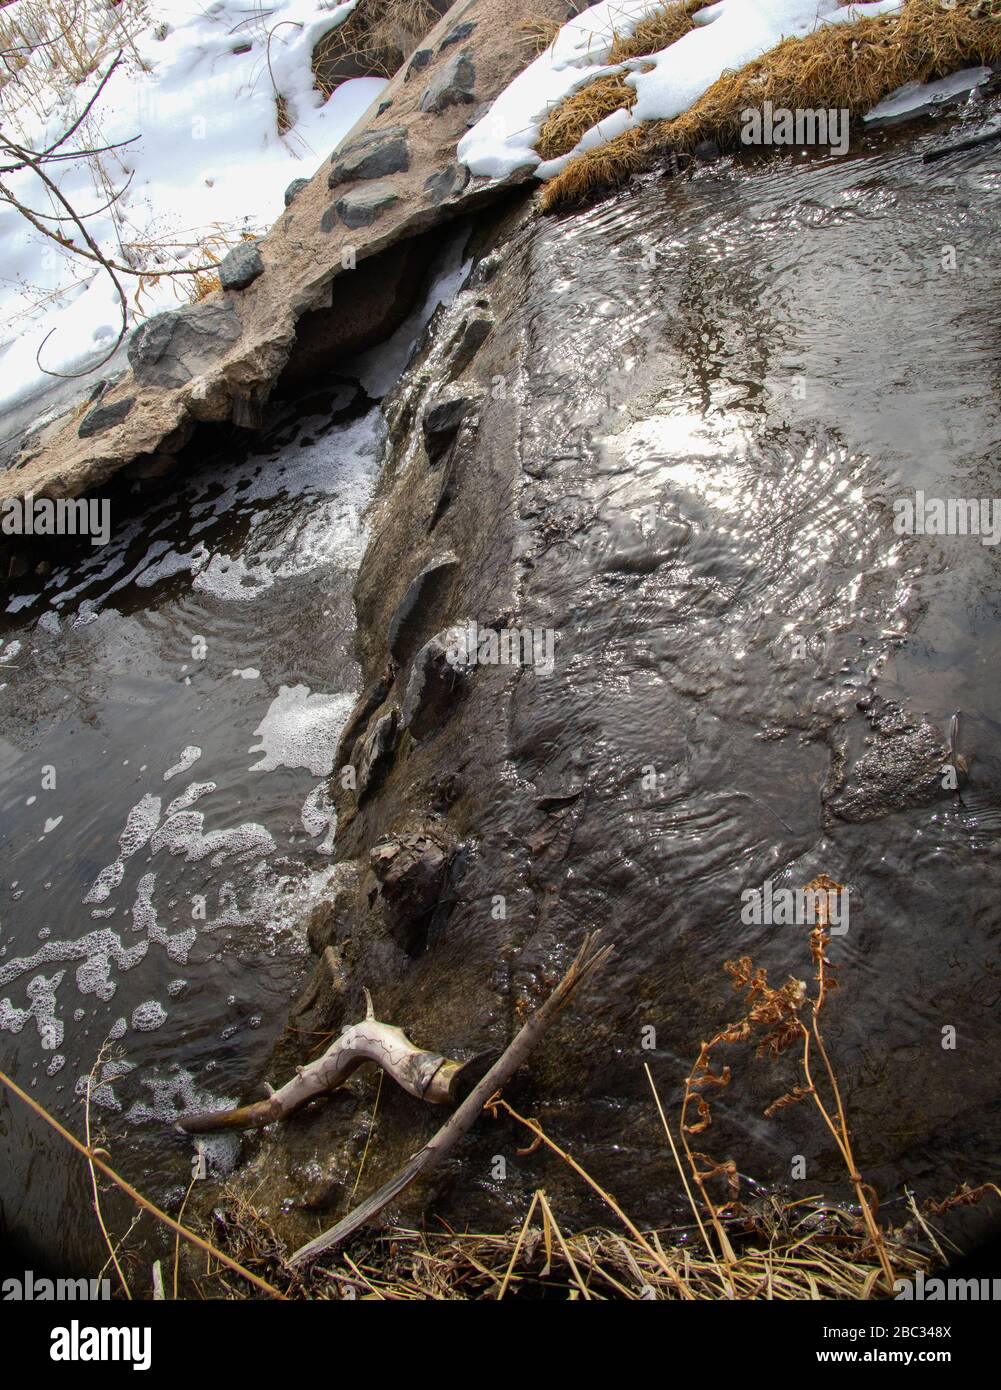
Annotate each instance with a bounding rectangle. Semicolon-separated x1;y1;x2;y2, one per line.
541;0;1001;210
312;0;448;98
536;0;716;162
517;17;564;57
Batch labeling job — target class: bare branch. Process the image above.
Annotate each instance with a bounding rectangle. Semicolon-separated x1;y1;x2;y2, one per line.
289;932;614;1266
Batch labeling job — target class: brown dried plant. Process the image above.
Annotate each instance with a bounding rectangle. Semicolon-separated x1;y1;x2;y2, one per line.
679;874;896;1292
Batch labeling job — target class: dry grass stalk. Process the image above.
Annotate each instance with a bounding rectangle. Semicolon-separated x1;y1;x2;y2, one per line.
517;17;563;56
674;875;896;1291
0;1067;285;1300
541;0;1001;209
84;1043;132;1299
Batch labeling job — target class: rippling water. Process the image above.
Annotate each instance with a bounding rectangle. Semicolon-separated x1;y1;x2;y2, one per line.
0;239;471;1271
2;108;1000;1268
489;115;1001;1210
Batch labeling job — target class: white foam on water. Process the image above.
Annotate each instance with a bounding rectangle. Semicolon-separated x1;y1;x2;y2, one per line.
131;1000;167;1032
249;684;354;778
131;872;157;937
163;747;202;782
0;970;65;1048
301;783;337;854
150;811;275;867
119;792;162;855
124;1065;235;1128
0;930;148;1001
164;781;216;818
83;861;125;905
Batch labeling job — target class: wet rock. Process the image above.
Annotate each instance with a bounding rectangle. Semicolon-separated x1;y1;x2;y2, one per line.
283;177;309;207
444;307;493;376
335;665;397;771
422;392;476;462
424;163;470;203
431;417;479;528
356;708;399;801
419;51;476;114
440;21;477;50
827;721;949;823
469;253;501;288
218;240;264;291
127;301;243;389
77;396;135;439
328;127;409;185
402;624;475;741
387;552;460;658
323;181;400;231
369;829;454;954
305;863;363;955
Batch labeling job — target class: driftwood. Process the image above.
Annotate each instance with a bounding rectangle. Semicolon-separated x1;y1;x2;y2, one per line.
177;990;467;1134
289;932;613;1267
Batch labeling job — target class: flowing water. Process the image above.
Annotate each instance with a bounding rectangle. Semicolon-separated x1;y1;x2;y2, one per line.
2;107;1001;1268
0;239;471;1271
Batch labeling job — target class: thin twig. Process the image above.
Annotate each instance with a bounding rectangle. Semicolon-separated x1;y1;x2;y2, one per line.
0;1068;285;1300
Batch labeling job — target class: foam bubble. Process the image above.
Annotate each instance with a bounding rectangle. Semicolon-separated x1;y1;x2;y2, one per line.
249;684;354;778
131;1000;167;1032
163;747;202;782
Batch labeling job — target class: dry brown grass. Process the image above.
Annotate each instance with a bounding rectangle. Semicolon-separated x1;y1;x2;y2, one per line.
517;16;564;57
541;0;1001;210
536;0;716;161
190;887;1000;1301
312;0;447;97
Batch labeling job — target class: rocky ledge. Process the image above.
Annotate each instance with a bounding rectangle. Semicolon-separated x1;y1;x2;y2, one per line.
0;0;567;505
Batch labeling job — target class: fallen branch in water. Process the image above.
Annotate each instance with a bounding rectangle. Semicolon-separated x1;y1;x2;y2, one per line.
289;931;614;1267
177;989;468;1134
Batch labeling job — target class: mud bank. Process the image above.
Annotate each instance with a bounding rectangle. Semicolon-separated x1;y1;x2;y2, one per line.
197;102;1001;1254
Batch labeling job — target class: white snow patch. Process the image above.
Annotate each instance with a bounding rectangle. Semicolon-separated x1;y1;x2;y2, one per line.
0;0;384;412
865;66;993;122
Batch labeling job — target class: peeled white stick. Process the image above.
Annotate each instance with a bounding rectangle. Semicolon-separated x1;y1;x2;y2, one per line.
289;932;613;1266
176;990;465;1134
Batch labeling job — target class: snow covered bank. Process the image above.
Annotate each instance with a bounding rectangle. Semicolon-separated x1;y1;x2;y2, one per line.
0;1;386;414
459;0;940;182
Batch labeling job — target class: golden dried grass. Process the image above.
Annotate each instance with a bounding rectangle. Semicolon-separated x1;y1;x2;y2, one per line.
541;0;1001;210
536;0;716;161
312;0;446;96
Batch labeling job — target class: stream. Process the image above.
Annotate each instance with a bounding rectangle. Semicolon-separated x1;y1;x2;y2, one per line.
2;102;1000;1270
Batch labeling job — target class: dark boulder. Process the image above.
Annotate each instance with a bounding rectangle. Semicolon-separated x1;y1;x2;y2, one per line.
127;301;243;389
